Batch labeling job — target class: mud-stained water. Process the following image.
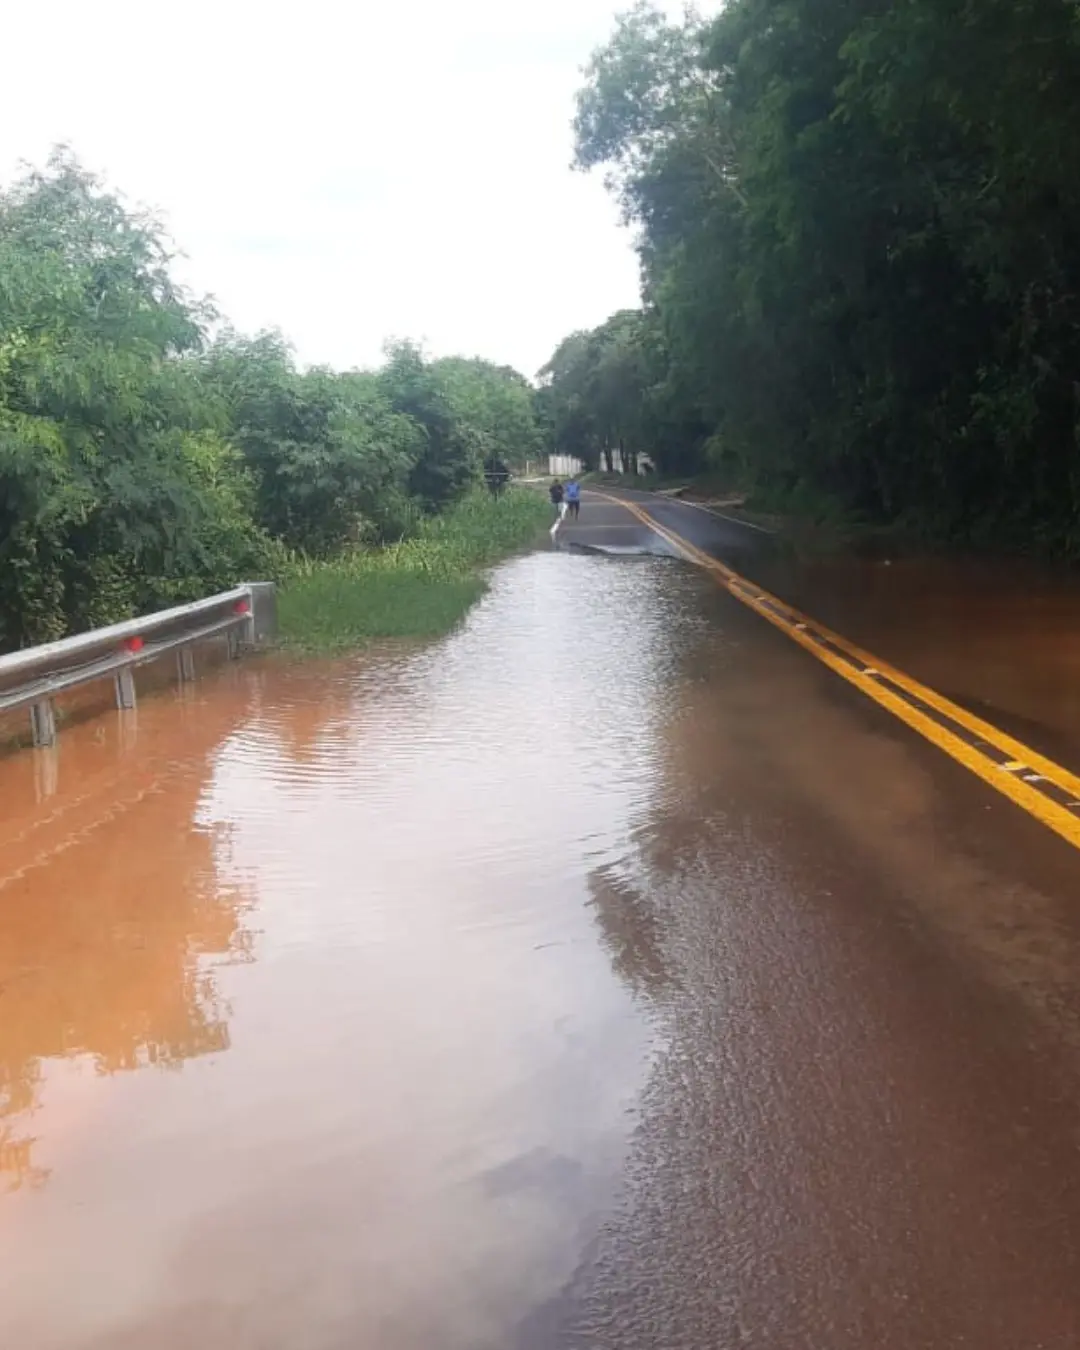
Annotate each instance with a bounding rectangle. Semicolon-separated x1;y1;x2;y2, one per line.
6;547;1080;1349
754;549;1080;759
0;555;695;1350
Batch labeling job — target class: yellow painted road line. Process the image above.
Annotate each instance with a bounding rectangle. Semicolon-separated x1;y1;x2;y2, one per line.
607;492;1080;853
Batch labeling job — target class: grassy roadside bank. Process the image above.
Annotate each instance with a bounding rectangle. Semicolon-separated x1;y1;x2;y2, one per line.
277;488;550;651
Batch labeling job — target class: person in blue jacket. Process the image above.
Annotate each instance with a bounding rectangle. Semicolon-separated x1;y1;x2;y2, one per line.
565;478;582;520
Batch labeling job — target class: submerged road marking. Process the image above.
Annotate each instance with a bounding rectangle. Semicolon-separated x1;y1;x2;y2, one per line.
606;492;1080;855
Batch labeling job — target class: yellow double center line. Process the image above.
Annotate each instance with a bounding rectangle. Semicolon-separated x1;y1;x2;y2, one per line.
613;492;1080;853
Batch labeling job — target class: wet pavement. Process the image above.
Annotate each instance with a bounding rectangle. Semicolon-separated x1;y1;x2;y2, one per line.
554;493;670;557
4;498;1080;1347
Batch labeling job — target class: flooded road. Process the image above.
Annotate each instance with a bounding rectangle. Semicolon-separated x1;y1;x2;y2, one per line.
5;530;1080;1347
753;549;1080;760
0;555;680;1348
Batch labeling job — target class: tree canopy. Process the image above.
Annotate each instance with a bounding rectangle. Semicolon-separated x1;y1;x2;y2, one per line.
549;0;1080;549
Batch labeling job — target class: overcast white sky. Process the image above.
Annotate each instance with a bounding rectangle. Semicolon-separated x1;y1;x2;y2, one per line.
0;0;704;378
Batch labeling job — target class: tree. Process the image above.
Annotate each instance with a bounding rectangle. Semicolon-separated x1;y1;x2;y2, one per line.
379;341;480;509
0;150;276;646
574;3;741;219
537;331;600;467
539;308;706;475
433;356;542;473
198;331;424;552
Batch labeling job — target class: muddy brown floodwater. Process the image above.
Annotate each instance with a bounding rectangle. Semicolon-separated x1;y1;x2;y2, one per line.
5;545;1080;1349
754;548;1080;761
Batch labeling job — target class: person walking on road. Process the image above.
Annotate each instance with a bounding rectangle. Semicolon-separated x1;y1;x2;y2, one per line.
565;479;581;520
549;479;566;523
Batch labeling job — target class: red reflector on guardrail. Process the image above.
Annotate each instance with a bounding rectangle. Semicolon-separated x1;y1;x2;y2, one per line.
123;637;144;654
234;599;251;615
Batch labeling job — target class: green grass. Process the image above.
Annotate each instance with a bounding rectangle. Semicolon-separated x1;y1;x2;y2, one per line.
277;487;550;651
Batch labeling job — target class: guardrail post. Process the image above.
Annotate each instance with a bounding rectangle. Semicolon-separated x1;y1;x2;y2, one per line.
34;746;59;800
177;645;196;683
115;668;137;711
227;628;241;660
242;582;278;644
30;699;57;749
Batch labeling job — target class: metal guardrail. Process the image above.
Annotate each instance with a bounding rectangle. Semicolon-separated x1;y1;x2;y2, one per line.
0;582;277;748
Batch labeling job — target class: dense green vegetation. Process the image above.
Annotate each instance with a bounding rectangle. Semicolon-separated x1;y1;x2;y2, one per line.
543;0;1080;551
0;151;544;651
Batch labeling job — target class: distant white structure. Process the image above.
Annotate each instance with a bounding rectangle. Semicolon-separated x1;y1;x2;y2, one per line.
548;454;583;477
606;450;656;475
547;451;656;476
